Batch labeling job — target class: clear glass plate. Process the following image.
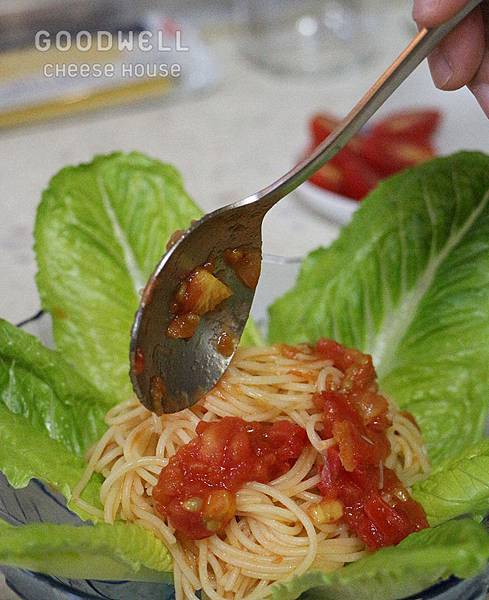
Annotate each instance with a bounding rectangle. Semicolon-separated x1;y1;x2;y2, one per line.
2;256;488;600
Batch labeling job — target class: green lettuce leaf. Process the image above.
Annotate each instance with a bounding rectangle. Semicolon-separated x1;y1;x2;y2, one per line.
35;152;202;403
0;519;171;581
0;401;102;517
271;519;489;600
0;319;107;456
269;152;489;465
413;439;489;526
0;317;172;562
0;318;104;514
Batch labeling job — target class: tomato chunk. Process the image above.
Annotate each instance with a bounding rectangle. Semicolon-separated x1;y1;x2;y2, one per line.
167;265;232;340
309;160;344;195
358;134;435;176
307;144;380;201
224;247;261;289
307;109;440;201
309;113;364;155
315;338;428;549
370;109;441;143
153;417;307;539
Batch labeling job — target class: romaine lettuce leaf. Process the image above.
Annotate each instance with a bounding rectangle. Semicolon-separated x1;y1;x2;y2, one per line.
269;152;489;465
0;401;101;516
413;439;489;526
35;152;202;403
271;518;489;600
0;319;107;456
0;318;172;564
0;519;171;581
0;318;104;514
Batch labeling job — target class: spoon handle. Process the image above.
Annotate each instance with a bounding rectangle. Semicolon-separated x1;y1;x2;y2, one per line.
249;0;484;209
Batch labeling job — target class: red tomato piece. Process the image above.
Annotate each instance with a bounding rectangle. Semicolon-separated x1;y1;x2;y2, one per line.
310;113;338;144
364;494;416;546
316;338;362;372
307;128;379;200
370;109;441;143
359;134;435;176
309;113;364;155
153;417;307;539
318;446;343;497
309;160;344;195
333;149;381;200
314;338;428;549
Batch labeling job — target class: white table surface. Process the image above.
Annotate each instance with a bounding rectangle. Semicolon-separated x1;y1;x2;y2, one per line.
0;5;488;597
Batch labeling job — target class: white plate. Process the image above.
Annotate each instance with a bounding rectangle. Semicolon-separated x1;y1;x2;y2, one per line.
296;182;358;225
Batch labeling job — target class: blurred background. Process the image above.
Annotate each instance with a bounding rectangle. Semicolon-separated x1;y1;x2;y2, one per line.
0;0;488;320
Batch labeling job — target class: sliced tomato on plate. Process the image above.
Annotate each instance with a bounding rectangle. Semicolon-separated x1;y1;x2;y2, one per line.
369;109;441;143
310;113;364;155
308;145;380;201
309;160;344;194
310;113;339;145
308;108;439;199
358;134;435;176
333;148;380;200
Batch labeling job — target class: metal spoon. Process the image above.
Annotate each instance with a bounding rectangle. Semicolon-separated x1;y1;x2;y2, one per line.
130;0;483;414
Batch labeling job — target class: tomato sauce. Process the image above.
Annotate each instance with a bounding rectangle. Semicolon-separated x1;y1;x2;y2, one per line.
314;339;428;548
224;247;261;289
216;330;235;357
153;417;307;539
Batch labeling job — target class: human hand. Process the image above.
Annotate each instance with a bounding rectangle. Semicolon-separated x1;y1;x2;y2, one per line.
413;0;489;116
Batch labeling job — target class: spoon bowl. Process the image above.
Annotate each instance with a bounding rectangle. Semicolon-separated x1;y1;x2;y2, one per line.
130;198;267;413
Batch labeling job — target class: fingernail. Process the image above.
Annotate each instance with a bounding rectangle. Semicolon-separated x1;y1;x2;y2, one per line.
430;48;453;89
471;84;489;117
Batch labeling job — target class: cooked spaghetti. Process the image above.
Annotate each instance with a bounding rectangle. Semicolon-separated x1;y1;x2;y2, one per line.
74;342;430;600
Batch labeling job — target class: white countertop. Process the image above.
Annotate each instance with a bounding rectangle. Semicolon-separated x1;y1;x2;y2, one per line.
0;8;488;597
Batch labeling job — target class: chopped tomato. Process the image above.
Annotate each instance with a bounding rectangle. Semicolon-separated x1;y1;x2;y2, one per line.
224;247;261;289
363;494;416;546
216;331;235;357
319;449;428;549
174;268;232;316
167;313;200;339
167;265;232;339
153;417;307;539
370;109;441;143
308;147;380;201
307;108;441;201
310;112;339;145
314;338;428;548
309;160;344;194
358;134;435;176
333;149;381;200
316;338;356;370
309;113;364;155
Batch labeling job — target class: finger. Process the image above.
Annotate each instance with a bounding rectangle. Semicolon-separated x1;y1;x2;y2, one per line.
467;4;489;117
468;6;489;119
413;0;472;28
469;51;489;116
426;7;484;90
